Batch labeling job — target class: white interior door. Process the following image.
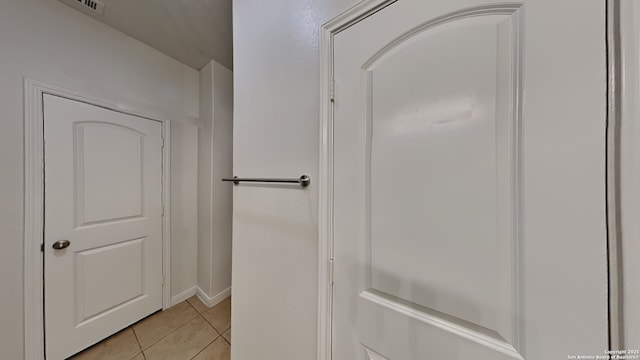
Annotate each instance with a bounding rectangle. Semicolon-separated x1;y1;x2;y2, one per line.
332;1;608;359
44;94;164;359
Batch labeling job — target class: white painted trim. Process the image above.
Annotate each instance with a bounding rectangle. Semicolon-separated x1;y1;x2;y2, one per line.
618;0;639;350
607;0;624;350
196;286;232;308
23;79;46;360
162;117;172;310
318;2;396;359
23;79;173;360
171;286;198;307
360;290;521;358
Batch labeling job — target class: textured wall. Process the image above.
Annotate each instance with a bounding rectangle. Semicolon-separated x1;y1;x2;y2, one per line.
231;1;358;359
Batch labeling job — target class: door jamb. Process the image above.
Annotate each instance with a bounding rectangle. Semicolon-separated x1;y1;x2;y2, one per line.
23;79;172;359
612;0;640;350
318;1;396;359
606;0;623;350
318;0;625;358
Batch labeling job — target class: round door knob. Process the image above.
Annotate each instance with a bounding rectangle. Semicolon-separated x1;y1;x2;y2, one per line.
52;240;71;250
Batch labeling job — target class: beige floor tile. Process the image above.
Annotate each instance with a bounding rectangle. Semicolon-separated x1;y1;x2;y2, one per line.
133;301;198;349
131;354;145;360
221;328;231;343
187;295;209;314
201;297;231;333
69;328;141;360
143;316;218;360
192;337;230;360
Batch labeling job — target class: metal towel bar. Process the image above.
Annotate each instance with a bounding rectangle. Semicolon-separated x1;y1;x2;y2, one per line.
222;175;310;187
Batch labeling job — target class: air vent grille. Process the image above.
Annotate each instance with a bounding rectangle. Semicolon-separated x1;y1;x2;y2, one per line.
73;0;105;15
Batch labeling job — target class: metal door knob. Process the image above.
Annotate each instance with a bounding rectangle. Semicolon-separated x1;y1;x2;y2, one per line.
52;240;71;250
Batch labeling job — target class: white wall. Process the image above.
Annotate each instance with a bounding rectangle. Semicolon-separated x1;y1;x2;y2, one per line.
232;1;357;359
198;62;215;296
210;62;234;298
197;61;233;304
0;0;199;358
170;120;199;302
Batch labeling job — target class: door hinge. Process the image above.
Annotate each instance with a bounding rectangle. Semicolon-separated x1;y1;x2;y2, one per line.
329;258;335;286
41;243;44;252
161;136;165;149
161;206;165;217
330;78;336;103
162;275;165;286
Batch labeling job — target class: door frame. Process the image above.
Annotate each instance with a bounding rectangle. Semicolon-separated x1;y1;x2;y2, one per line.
616;0;640;349
317;2;396;359
23;79;172;360
317;0;624;358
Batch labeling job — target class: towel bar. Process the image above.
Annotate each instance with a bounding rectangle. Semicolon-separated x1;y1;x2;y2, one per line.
222;175;310;187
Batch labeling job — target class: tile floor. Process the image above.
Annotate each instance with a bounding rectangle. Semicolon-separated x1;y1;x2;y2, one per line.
69;296;231;360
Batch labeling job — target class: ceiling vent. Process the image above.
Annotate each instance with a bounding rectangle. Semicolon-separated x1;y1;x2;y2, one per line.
64;0;105;15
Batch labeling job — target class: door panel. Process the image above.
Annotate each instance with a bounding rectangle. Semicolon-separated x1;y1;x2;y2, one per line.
333;1;607;359
75;237;145;323
77;123;145;224
44;94;163;360
368;13;518;339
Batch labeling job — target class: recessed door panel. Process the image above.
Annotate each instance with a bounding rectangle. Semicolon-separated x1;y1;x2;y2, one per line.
75;237;146;323
368;15;517;339
76;123;145;226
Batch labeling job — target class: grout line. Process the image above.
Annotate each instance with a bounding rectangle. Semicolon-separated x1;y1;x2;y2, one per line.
138;307;199;351
215;325;231;337
189;338;218;360
222;328;231;345
185;298;199;312
199;313;222;337
131;326;143;352
130;326;145;360
128;350;144;360
198;312;218;333
197;302;232;335
186;295;210;314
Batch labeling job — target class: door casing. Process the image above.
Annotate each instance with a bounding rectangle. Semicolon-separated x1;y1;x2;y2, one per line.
23;79;172;360
617;0;640;349
318;0;624;358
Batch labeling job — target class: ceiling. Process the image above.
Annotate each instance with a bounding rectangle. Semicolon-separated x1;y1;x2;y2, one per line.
59;0;233;70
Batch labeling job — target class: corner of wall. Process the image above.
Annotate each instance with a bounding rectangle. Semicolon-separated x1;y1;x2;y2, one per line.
196;286;232;308
196;59;233;300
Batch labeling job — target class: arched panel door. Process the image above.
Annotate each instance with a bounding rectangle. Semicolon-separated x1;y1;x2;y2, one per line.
332;1;607;359
44;94;164;360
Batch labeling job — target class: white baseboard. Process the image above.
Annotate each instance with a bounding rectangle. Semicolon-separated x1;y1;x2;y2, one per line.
196;286;231;308
170;286;197;307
